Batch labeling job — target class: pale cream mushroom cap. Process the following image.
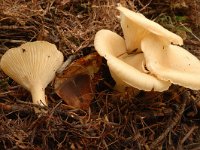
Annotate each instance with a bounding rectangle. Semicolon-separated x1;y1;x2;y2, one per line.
141;33;200;90
107;54;171;91
117;6;183;53
94;29;127;58
0;41;64;111
94;29;171;91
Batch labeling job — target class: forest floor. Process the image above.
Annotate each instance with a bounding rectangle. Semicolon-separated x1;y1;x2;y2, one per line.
0;0;200;149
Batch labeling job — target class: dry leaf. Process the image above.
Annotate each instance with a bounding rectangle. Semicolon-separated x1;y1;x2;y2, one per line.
54;52;102;109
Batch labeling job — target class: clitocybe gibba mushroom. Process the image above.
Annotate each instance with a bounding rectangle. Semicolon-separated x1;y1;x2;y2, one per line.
117;5;183;53
94;5;200;107
141;33;200;90
94;29;171;92
0;41;64;113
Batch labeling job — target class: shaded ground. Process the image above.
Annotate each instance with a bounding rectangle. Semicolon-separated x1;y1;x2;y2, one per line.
0;0;200;149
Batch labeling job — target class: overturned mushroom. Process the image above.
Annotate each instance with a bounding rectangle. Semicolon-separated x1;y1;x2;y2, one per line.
0;41;64;113
117;5;183;53
141;33;200;90
94;29;171;92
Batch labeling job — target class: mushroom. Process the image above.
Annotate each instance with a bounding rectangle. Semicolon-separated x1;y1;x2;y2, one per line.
94;5;200;108
94;29;171;92
0;41;64;112
117;5;183;53
141;33;200;90
94;29;126;58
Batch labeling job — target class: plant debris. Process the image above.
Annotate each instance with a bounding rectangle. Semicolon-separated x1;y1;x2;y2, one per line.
54;52;102;110
0;0;200;149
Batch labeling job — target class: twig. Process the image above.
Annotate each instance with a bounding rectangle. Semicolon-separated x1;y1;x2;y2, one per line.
46;100;63;127
150;91;188;149
180;22;200;41
0;102;32;113
56;55;76;73
180;126;198;145
138;0;153;12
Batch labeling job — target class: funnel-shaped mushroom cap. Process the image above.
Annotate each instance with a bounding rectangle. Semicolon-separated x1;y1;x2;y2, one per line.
117;6;183;53
141;33;200;90
107;54;171;91
94;29;127;58
94;29;171;91
0;41;64;110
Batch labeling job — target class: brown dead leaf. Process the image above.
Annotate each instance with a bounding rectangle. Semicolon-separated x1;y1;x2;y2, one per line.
54;52;102;110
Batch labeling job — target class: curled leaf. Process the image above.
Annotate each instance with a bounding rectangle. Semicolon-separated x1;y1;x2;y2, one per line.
54;52;102;109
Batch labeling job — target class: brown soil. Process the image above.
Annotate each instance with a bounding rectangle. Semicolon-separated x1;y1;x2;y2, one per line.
0;0;200;149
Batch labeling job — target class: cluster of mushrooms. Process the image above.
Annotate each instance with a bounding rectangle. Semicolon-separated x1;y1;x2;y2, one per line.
94;6;200;94
1;5;200;113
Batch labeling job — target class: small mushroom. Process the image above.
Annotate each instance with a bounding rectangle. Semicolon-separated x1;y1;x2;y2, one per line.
0;41;64;112
94;29;171;91
141;33;200;90
117;5;183;53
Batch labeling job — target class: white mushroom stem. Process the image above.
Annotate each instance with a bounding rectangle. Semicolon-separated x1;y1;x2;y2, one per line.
31;85;47;107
